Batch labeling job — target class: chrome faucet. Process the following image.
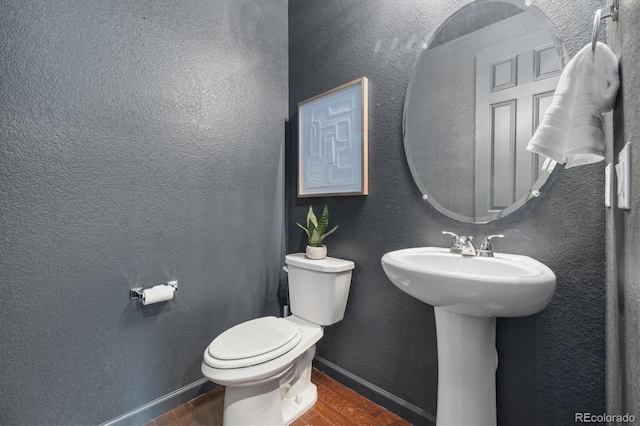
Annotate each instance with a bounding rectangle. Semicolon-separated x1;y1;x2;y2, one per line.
442;231;476;256
442;231;504;257
459;236;477;256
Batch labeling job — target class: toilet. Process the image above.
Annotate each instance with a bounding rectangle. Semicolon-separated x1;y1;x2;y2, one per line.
201;253;354;425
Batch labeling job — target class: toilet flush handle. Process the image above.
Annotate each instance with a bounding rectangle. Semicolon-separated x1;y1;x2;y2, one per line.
283;265;289;273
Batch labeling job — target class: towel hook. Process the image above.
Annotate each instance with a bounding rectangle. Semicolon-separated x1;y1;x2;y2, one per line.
592;0;619;53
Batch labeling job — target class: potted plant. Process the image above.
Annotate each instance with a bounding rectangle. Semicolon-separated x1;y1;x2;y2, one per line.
296;205;339;259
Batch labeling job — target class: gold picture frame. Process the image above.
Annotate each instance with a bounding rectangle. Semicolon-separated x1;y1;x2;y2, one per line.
298;77;368;197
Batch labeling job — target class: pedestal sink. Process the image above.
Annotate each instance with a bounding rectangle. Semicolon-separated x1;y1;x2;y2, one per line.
381;247;556;426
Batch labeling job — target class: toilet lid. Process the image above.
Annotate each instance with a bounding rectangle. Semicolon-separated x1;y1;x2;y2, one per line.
206;317;302;369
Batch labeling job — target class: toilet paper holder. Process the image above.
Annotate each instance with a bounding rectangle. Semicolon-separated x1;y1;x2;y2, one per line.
130;280;178;300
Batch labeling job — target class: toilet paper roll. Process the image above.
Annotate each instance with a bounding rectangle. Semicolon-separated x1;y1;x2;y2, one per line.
141;285;175;305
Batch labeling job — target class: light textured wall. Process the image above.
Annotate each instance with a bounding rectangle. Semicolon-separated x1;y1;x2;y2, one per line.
0;1;287;424
289;0;605;424
606;0;640;418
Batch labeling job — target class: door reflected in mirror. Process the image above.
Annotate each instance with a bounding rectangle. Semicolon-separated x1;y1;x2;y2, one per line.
404;0;568;223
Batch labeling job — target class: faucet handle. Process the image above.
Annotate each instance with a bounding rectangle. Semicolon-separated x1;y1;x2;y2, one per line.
442;231;460;241
442;231;462;254
478;234;504;257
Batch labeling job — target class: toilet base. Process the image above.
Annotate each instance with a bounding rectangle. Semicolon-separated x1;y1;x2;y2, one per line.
224;378;286;426
220;344;318;425
222;373;318;426
282;383;317;425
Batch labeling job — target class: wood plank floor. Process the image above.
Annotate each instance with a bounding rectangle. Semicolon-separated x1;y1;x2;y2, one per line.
146;368;410;426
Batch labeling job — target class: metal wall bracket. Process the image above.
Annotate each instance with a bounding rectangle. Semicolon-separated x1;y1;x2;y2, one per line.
592;0;620;52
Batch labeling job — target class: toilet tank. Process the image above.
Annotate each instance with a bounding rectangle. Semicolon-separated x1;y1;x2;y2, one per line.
285;254;354;326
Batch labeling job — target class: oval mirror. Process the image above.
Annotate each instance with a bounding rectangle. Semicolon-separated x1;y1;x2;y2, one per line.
404;0;568;223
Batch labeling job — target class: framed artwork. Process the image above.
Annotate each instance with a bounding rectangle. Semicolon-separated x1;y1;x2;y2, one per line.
298;77;368;197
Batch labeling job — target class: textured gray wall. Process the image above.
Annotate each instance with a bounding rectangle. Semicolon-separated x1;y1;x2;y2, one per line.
288;0;605;424
0;1;287;424
606;0;640;418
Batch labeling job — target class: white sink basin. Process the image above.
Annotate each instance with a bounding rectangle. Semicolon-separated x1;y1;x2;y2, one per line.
381;246;556;317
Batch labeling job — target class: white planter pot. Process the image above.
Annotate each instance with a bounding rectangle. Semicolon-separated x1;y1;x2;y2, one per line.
305;245;327;260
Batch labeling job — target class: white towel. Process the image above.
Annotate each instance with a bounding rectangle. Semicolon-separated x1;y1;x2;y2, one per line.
526;41;619;169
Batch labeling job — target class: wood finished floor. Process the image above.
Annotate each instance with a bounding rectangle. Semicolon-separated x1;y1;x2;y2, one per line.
146;368;411;426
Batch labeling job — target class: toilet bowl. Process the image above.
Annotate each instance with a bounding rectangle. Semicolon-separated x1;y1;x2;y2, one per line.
202;315;322;425
201;254;354;426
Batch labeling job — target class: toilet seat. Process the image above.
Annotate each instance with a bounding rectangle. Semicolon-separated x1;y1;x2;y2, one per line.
206;316;302;369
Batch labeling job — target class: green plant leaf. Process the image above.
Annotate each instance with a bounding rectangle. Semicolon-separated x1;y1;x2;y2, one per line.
301;205;338;247
317;224;338;245
309;228;322;247
296;222;311;240
317;205;330;235
306;206;318;229
321;224;338;239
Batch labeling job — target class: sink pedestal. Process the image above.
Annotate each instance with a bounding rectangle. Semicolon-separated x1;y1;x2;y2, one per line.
434;307;497;426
